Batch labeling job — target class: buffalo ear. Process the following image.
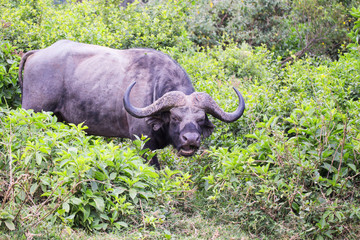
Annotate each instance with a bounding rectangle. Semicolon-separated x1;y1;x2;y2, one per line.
202;115;215;138
145;112;170;131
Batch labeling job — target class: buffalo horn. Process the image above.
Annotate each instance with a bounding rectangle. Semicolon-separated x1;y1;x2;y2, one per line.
192;87;245;123
123;82;186;118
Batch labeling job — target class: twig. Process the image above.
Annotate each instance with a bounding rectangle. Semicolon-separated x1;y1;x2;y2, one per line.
280;37;319;66
8;130;14;203
14;179;40;222
337;118;348;173
1;174;29;209
327;143;341;179
139;199;146;229
35;180;65;215
25;231;42;240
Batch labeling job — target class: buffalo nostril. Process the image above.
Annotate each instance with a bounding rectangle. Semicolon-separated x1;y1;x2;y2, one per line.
182;132;200;144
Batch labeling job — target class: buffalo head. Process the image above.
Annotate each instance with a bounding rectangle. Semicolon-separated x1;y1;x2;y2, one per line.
123;82;245;156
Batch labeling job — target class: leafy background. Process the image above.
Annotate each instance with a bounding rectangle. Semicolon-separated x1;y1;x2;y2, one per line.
1;0;360;239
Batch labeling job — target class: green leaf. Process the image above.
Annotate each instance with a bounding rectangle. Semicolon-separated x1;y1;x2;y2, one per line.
30;183;38;195
112;187;126;197
133;181;147;189
144;170;159;178
129;188;137;200
85;189;94;197
255;122;266;128
324;230;334;239
63;202;70;212
70;197;82;205
5;220;15;231
245;134;258;139
36;152;42;165
348;163;357;172
92;223;108;230
6;59;15;65
322;163;334;172
93;197;105;212
326;188;332;196
114;221;128;229
59;159;72;168
335;212;344;221
94;171;107;181
110;172;117;180
91;181;98;192
100;213;109;221
68;147;78;154
82;206;91;221
164;229;172;239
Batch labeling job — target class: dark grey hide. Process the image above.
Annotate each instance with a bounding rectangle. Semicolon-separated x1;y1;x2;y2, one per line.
19;40;245;168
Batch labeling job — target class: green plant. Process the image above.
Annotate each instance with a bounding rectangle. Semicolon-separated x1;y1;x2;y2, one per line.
0;0;192;51
0;41;21;108
192;49;360;239
0;108;193;234
281;0;351;64
186;0;290;49
348;6;360;51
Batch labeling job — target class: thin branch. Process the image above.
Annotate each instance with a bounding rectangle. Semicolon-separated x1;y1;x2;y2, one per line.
337;118;348;173
139;199;146;229
1;174;29;209
280;37;319;66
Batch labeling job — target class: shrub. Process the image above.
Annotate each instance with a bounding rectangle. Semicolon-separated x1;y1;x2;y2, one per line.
192;49;360;239
282;0;351;62
348;6;360;51
0;108;192;233
0;41;21;108
0;0;192;51
186;0;290;49
185;0;357;60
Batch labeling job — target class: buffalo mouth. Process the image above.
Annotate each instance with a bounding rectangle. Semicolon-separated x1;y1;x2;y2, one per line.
178;145;199;157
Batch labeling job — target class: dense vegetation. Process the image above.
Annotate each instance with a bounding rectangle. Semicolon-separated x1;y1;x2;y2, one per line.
1;0;360;239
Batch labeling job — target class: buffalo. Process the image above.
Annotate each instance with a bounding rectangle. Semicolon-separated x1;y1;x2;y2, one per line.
19;40;245;168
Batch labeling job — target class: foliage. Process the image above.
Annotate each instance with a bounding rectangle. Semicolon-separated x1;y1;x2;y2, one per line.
186;0;291;49
185;0;357;60
0;0;192;51
348;6;360;51
0;41;21;108
0;109;192;234
2;0;356;59
282;0;351;62
189;50;360;239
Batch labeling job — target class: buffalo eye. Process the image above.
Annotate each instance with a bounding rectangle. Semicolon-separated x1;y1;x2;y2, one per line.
171;115;181;123
196;117;205;125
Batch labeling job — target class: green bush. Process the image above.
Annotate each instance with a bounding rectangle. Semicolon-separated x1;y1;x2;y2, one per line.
186;0;290;49
283;0;351;61
349;6;360;51
0;0;192;51
191;50;360;239
0;41;21;108
0;108;192;233
185;0;357;60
